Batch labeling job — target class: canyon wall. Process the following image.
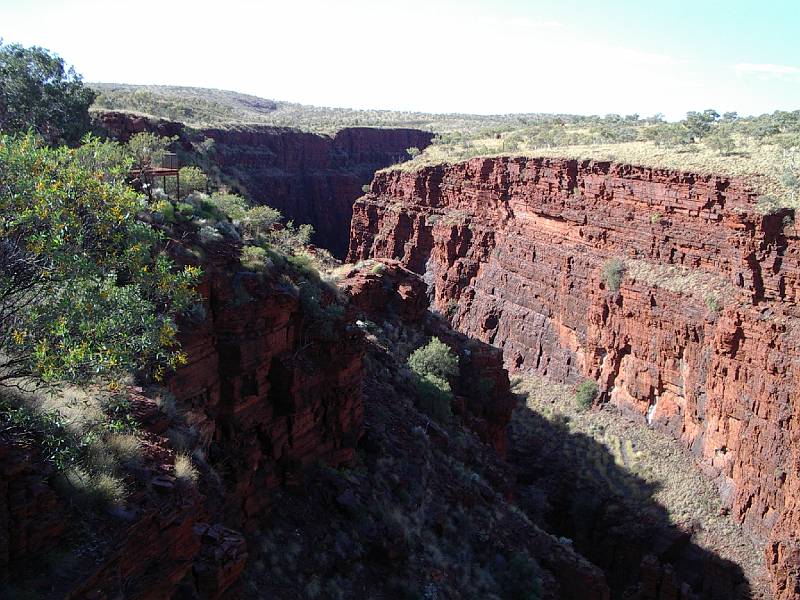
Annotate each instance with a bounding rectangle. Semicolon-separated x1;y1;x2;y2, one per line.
94;111;434;257
1;234;364;598
201;126;433;257
348;157;800;599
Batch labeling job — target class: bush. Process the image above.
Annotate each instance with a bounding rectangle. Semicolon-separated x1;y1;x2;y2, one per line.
167;166;208;198
601;258;625;292
415;374;453;421
0;133;200;383
408;338;459;421
705;293;721;314
207;192;249;220
177;202;195;219
240;246;271;272
151;199;176;224
298;280;345;343
174;452;199;487
499;552;544;600
575;380;599;411
288;253;321;282
408;338;459;381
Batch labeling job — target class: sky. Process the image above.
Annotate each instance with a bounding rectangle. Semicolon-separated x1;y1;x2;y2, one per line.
1;0;799;119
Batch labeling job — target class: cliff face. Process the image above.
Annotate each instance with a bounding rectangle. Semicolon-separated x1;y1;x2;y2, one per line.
348;157;800;599
201;126;434;257
1;237;363;599
93;111;434;257
167;246;364;524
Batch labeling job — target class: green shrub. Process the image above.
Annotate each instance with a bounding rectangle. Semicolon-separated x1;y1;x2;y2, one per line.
370;262;386;275
207;192;249;220
152;199;176;224
240;245;270;272
575;380;599;411
168;166;208;198
240;205;282;240
408;338;459;381
415;374;453;421
298;281;344;343
0;133;200;383
601;258;625;292
288;253;321;282
499;552;543;600
408;338;459;421
705;293;721;314
177;202;195;219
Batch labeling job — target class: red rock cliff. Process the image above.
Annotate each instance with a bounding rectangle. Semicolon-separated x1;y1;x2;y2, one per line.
348;156;800;599
93;111;434;257
167;244;364;524
1;236;363;598
201;126;434;257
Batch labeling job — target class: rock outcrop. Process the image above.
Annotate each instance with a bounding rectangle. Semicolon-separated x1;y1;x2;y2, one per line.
167;239;364;526
348;156;800;599
339;259;515;455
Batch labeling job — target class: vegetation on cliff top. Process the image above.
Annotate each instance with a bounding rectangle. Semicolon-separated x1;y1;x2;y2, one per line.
387;110;800;212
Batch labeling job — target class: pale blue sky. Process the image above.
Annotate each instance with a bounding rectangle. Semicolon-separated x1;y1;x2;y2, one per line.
2;0;798;118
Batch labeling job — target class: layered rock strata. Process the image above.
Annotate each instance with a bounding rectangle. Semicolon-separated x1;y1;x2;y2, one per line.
348;156;800;599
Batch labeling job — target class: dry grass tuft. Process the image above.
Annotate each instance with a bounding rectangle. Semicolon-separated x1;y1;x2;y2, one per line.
174;452;199;487
106;433;143;467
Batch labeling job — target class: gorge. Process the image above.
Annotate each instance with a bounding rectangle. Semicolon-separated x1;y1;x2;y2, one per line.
2;112;798;600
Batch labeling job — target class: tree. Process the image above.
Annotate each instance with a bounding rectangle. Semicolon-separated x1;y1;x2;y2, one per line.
683;109;720;141
408;337;459;381
166;166;208;198
575;380;599;410
0;132;200;384
0;42;96;146
408;337;460;422
705;124;737;155
126;132;176;199
406;146;421;159
643;123;691;148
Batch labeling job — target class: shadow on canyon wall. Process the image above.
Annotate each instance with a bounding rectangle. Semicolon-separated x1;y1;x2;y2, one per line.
510;398;753;600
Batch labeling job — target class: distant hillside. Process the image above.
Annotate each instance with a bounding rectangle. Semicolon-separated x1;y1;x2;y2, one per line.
90;82;553;134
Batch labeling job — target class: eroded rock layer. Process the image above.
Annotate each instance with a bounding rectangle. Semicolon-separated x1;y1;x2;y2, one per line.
348;157;800;599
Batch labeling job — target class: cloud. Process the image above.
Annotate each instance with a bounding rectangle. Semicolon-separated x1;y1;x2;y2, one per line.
734;63;800;78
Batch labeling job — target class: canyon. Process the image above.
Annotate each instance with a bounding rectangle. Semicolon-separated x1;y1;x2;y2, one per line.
3;111;798;598
348;156;800;599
